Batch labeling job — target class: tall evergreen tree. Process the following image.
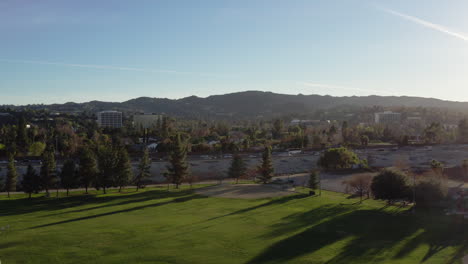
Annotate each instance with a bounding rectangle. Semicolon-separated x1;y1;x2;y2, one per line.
166;134;189;189
308;170;319;190
258;146;274;183
5;155;18;198
78;147;98;194
60;159;78;196
40;148;57;197
135;149;151;191
97;143;117;194
228;154;246;184
161;116;170;139
114;147;133;192
22;165;38;198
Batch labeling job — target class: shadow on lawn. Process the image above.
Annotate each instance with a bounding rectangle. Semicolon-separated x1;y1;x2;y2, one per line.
206;193;309;222
29;193;206;229
247;205;468;264
0;189;193;217
0;241;23;250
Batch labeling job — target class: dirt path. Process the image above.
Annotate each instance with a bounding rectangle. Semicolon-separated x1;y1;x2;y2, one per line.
195;184;296;199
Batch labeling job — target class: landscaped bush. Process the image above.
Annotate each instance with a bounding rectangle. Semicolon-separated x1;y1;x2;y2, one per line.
414;179;446;208
371;168;410;203
317;147;361;170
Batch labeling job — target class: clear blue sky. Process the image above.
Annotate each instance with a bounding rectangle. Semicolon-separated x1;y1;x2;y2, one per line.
1;0;468;105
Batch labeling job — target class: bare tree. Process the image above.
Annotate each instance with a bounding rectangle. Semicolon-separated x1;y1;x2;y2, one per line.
343;173;373;203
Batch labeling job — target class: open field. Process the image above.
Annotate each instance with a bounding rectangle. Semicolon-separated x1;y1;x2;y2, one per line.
0;185;467;264
194;184;295;199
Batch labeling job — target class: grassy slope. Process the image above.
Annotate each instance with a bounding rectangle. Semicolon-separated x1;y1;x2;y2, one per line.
0;186;466;264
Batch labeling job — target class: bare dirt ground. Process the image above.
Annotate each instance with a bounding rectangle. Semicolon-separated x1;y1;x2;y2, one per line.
194;184;296;199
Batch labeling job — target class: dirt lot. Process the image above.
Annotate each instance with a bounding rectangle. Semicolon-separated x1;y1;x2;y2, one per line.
195;184;296;199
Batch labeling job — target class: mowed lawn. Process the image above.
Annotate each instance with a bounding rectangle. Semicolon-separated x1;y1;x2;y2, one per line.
0;186;467;264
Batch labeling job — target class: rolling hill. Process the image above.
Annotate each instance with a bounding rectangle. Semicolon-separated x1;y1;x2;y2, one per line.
5;91;468;119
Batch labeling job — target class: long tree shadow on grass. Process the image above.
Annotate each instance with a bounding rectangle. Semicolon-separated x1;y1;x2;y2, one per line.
0;189;193;218
247;205;467;264
29;193;206;229
393;213;468;263
39;189;194;218
206;193;309;222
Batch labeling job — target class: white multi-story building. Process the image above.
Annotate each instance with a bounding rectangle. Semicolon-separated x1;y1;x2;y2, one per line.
133;113;161;129
97;111;123;128
374;111;401;124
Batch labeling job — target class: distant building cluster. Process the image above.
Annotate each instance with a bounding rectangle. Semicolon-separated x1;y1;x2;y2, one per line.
374;111;401;124
97;111;123;128
289;119;330;127
133;113;161;129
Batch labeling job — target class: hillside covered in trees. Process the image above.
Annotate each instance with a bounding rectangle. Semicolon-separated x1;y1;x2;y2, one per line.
5;91;468;120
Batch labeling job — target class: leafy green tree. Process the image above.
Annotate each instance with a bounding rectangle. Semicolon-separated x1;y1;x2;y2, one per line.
60;159;78;196
423;122;443;144
22;165;39;198
462;159;468;182
327;125;338;143
317;147;360;170
166;134;189;189
5;126;17;156
135;149;151;191
114;147;133;192
40;148;57;197
371;169;410;204
382;126;394;142
257;146;274;183
0;168;4;192
29;142;46;156
458;118;468;143
5;155;18;198
341;121;349;143
430;159;444;177
414;180;446;208
228;154;246;184
272;119;284;139
78;147;98;194
161;116;171;139
360;135;369;147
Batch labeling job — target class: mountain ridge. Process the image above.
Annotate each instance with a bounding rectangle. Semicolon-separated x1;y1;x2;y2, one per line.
4;91;468;119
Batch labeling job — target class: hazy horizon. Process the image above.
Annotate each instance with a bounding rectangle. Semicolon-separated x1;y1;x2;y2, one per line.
2;90;468;106
1;0;468;104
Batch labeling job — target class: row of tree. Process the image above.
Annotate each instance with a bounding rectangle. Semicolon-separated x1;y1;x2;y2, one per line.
2;144;152;198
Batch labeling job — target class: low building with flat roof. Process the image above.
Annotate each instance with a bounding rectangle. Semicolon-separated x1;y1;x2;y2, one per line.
97;111;123;128
374;111;401;124
133;113;162;129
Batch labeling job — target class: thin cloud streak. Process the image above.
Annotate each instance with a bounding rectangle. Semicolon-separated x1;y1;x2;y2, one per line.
0;59;219;77
379;6;468;42
297;82;391;95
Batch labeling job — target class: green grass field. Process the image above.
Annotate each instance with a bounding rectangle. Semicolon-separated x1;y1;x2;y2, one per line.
0;186;466;264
